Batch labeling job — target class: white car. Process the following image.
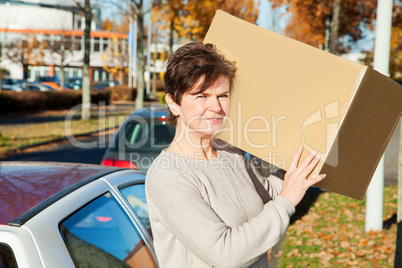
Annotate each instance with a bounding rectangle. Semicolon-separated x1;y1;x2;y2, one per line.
0;162;158;268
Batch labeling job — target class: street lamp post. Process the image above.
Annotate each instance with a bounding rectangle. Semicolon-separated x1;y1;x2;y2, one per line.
365;0;393;233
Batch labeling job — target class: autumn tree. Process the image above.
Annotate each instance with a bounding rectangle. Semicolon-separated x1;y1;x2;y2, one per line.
102;18;117;31
116;16;130;33
153;0;260;52
100;17;130;84
4;35;46;80
0;30;8;91
73;0;92;120
83;0;92;120
360;26;402;79
152;0;185;53
100;0;160;109
101;17;130;32
101;35;128;84
189;0;260;41
358;1;402;78
45;31;76;90
270;0;380;55
389;27;402;79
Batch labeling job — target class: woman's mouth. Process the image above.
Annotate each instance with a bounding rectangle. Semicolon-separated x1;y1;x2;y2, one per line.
204;117;224;124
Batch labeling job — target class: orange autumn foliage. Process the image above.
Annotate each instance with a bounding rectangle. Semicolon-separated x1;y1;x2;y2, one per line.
270;0;386;54
153;0;260;43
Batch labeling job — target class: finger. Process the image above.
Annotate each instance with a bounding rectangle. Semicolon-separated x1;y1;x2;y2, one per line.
300;154;321;178
298;149;318;170
306;174;326;187
288;146;303;171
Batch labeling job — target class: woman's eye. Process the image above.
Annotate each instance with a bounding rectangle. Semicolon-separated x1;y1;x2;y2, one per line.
219;94;229;98
196;95;206;99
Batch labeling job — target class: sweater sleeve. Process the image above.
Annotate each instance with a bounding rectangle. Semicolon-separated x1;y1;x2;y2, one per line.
146;167;295;268
248;156;285;200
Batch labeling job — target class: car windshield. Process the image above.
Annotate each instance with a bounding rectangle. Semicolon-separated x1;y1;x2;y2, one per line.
120;118;175;152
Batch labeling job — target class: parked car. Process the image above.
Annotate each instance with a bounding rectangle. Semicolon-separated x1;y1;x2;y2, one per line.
93;80;119;90
65;77;82;90
0;161;158;268
21;82;54;91
36;76;61;90
101;106;175;172
1;78;25;92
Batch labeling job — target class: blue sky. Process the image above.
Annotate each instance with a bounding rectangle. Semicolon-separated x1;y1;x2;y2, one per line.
256;0;289;33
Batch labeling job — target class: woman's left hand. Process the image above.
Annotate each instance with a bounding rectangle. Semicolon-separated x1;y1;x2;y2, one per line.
279;146;326;207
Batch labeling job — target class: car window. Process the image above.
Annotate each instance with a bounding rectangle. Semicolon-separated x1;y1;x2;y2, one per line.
60;192;156;268
126;122;145;145
0;243;18;268
123;119;175;152
120;183;151;236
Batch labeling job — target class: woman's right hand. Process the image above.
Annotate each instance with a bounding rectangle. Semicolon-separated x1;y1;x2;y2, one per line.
279;146;326;207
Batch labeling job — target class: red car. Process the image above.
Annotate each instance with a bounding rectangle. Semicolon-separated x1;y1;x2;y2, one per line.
0;161;158;267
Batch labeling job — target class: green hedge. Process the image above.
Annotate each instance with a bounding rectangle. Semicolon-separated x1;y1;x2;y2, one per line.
0;90;111;113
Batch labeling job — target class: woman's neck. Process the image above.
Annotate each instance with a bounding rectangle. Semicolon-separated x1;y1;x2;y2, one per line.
169;126;217;160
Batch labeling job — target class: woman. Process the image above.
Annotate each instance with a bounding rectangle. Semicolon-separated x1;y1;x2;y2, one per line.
145;42;325;267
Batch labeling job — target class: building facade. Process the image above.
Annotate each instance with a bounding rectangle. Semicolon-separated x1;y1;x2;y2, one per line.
0;0;127;83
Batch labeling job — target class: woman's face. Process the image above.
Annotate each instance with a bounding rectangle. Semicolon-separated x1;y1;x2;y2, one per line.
177;75;230;139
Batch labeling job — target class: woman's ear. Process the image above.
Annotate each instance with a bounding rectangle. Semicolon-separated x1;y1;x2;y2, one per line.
165;93;180;117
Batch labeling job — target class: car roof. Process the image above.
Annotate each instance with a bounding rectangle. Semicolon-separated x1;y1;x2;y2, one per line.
0;162;121;226
129;106;168;118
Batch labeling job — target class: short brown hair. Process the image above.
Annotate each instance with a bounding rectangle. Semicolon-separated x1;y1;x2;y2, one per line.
164;42;237;126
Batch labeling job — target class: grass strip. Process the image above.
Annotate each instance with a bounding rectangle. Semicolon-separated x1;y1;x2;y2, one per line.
277;185;397;267
0;112;130;155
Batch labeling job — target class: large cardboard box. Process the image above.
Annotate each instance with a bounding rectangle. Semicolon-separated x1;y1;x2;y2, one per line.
204;10;402;200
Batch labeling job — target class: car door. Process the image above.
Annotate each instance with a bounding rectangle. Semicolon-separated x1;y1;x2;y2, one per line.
22;169;157;267
59;171;157;268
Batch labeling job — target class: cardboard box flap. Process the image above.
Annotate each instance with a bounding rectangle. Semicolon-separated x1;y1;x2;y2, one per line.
318;67;402;199
204;10;402;199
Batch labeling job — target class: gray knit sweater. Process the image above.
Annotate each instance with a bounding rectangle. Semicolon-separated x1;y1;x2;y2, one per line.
145;146;295;268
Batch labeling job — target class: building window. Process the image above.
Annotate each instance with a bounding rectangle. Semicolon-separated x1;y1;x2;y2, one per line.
73;36;82;51
94;37;100;52
102;37;108;52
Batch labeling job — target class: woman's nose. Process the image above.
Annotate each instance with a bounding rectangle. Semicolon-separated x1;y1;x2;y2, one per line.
208;97;222;112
